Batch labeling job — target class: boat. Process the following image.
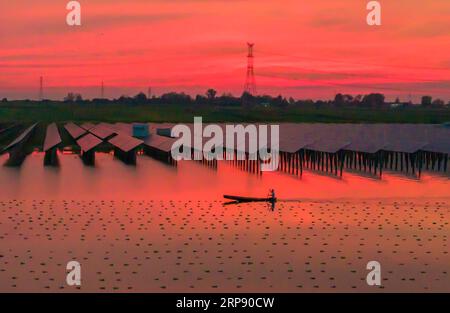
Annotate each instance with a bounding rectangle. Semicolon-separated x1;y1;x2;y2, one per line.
223;195;276;203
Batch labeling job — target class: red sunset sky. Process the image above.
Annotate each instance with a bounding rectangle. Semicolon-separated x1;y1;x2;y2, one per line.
0;0;449;101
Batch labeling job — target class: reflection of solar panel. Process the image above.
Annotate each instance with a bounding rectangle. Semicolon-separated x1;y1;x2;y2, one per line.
77;134;103;152
3;123;37;152
108;134;143;153
43;123;62;152
65;123;87;140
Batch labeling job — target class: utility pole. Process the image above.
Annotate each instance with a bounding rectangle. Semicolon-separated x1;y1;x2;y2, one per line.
39;76;44;100
244;43;256;95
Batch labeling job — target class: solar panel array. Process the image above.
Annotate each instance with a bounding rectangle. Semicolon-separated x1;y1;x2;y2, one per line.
137;123;450;155
65;122;450;156
277;124;449;154
2;123;38;152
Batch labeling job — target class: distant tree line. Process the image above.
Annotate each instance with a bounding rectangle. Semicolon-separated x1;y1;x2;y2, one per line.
420;96;447;108
1;90;449;109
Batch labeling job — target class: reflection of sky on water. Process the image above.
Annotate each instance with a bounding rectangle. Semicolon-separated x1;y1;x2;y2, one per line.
0;152;449;201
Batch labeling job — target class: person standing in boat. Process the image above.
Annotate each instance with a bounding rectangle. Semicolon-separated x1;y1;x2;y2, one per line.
269;189;276;201
268;189;276;211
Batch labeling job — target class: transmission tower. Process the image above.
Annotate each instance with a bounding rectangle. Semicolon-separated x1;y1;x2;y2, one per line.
39;76;43;100
244;43;256;95
101;81;105;98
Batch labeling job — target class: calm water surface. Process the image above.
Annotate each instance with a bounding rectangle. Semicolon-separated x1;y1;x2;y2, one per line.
0;152;449;201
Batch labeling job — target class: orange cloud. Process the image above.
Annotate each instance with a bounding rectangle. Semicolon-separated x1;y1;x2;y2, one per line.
0;0;449;101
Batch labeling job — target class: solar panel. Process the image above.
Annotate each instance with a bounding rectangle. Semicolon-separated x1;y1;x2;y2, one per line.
2;123;37;152
157;137;180;152
422;127;450;154
80;123;95;131
384;141;428;154
108;134;143;153
89;124;117;140
76;134;103;152
110;123;134;136
306;139;351;154
143;134;180;153
0;123;15;135
340;124;385;153
43;123;62;152
65;123;87;140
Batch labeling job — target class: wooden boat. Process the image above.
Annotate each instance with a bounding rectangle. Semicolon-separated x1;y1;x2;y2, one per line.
223;195;276;203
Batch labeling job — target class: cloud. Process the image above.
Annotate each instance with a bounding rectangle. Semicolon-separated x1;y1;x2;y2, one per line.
396;21;450;38
1;0;450;100
309;16;359;31
257;66;385;81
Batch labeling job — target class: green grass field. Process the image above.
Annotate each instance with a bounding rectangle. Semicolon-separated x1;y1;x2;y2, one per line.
1;101;449;124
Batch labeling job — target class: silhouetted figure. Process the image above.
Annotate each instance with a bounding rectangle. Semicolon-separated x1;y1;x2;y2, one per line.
268;189;276;211
269;189;275;200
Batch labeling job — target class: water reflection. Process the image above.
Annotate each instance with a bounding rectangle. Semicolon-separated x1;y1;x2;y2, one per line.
0;152;449;201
